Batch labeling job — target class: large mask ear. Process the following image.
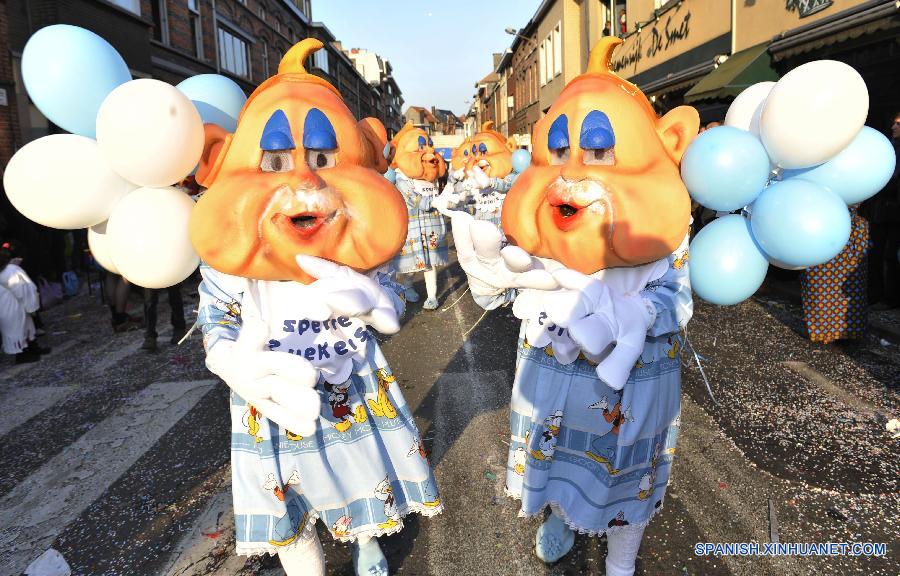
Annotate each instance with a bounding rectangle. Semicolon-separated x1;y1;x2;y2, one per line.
195;123;232;187
358;117;389;173
656;106;700;165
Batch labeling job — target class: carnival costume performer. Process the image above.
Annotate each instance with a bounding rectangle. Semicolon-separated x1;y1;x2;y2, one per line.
388;123;449;310
191;39;442;576
439;38;697;576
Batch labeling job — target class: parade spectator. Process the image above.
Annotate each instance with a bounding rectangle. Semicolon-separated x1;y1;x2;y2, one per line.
0;243;49;363
800;205;870;343
141;283;187;352
105;272;141;332
861;112;900;309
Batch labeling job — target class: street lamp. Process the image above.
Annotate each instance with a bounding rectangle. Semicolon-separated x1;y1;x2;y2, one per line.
505;27;537;47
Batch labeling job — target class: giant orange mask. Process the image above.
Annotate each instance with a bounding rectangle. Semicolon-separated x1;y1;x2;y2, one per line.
450;137;472;171
389;123;445;182
189;39;407;284
501;38;699;274
466;121;514;178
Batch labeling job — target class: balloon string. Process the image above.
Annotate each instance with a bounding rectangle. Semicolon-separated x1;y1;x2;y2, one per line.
441;286;470;312
178;320;198;346
682;327;719;405
462;308;490;338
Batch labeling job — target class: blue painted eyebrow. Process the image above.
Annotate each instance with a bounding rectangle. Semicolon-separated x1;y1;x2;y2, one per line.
478;143;487;153
302;108;337;150
547;114;569;150
427;138;434;146
417;135;426;147
260;109;295;151
580;110;616;149
463;149;468;156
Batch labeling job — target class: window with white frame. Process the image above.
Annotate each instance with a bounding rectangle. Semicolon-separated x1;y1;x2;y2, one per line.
218;27;250;78
108;0;140;15
539;41;546;86
258;4;266;21
262;39;269;77
188;0;203;58
553;23;562;77
151;0;169;43
314;48;329;74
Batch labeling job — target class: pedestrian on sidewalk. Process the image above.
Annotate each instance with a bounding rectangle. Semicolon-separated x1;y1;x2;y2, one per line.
389;123;449;310
800;206;870;343
141;283;187;352
0;243;49;363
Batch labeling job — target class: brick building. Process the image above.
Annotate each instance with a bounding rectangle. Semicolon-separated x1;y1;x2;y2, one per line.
0;0;398;280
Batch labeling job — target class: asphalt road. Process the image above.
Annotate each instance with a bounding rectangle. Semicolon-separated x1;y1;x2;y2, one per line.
0;258;897;576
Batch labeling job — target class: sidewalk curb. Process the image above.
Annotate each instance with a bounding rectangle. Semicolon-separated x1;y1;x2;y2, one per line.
758;280;900;344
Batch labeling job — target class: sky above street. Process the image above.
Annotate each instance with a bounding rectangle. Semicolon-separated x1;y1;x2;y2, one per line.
313;0;541;117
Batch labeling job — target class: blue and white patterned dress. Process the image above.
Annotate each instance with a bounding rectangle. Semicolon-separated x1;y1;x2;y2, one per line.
471;174;517;229
392;170;449;274
197;264;442;555
475;239;692;534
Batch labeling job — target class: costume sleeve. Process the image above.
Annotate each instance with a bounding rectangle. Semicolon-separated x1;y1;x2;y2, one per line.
373;266;406;318
473;289;516;310
396;172;434;211
3;265;40;313
196;263;245;351
490;173;517;193
640;237;693;337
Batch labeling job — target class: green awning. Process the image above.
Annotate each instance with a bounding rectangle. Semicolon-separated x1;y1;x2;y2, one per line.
684;42;779;103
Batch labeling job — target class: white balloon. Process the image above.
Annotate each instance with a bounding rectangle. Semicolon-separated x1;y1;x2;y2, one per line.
106;186;199;288
724;81;775;135
96;79;204;187
3;134;135;229
759;60;868;170
87;220;119;274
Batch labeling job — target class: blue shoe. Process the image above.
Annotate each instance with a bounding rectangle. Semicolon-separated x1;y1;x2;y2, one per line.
351;537;388;576
535;513;575;563
423;297;439;310
404;286;420;303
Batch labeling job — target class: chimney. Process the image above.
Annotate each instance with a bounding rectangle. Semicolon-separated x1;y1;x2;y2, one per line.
492;52;502;69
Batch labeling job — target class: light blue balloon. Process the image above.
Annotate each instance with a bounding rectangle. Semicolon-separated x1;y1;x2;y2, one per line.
750;179;851;269
681;126;771;211
385;167;397;184
511;149;531;173
690;215;769;305
177;74;247;133
781;127;897;205
22;25;131;138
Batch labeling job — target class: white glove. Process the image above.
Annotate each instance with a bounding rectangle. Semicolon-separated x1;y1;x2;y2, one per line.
206;315;321;436
471;165;491;189
543;269;616;357
547;268;653;391
431;184;462;217
295;255;401;334
450;167;466;182
450;211;558;297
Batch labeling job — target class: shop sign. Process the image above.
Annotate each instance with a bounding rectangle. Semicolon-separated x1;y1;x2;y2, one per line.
786;0;834;18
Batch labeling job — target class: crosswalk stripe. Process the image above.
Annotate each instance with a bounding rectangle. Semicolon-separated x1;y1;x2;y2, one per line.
0;386;74;438
0;379;216;575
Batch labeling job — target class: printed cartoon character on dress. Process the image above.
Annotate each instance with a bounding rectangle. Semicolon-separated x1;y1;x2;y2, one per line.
190;38;406;285
388;123;446;183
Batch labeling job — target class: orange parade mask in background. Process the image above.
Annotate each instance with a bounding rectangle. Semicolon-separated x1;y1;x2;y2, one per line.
189;39;408;284
389;123;445;182
501;37;699;274
465;121;514;178
450;137;472;171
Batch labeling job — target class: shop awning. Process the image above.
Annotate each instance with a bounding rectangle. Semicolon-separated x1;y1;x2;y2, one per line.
684;43;778;103
639;60;716;98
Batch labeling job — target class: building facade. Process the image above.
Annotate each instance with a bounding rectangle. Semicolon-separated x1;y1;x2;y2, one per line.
0;0;398;280
346;47;404;138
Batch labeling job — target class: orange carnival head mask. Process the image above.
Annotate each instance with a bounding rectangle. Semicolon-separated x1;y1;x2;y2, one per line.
501;38;699;274
451;137;472;171
466;121;514;178
389;123;445;182
189;39;407;283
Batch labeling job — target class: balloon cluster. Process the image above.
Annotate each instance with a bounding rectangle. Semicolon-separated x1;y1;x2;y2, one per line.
682;60;896;305
3;25;248;288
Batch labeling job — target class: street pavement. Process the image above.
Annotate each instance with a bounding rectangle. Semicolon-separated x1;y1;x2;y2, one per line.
0;258;897;576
